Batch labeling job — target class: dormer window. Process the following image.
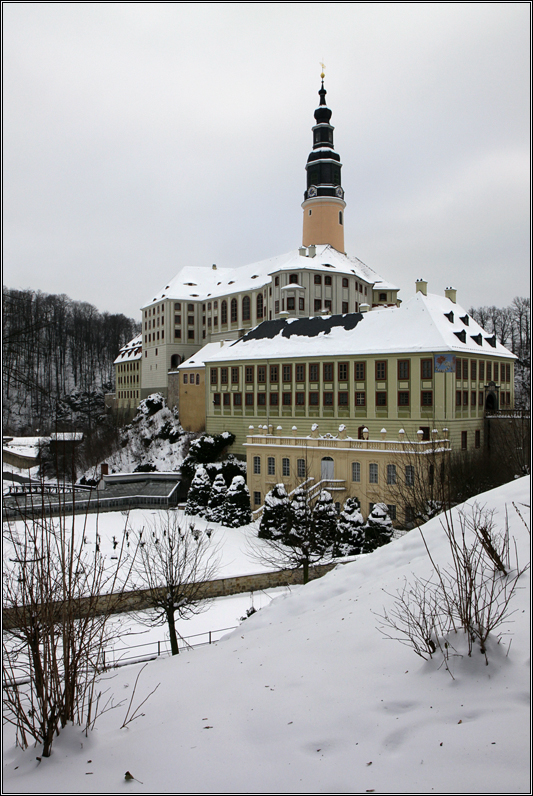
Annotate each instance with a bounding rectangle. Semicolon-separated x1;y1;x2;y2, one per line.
460;314;469;325
444;311;454;323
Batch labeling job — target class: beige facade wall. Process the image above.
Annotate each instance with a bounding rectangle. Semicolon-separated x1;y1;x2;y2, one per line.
204;352;513;458
302;197;346;252
115;358;142;410
244;431;450;523
178;368;207;432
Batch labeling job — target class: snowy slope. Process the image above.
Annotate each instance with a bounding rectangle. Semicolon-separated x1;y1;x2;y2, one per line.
3;477;530;794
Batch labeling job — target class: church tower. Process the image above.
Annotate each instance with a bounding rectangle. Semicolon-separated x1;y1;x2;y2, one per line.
302;76;345;253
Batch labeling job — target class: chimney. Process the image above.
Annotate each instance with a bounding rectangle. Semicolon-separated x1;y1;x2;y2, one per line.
415;279;428;296
444;286;457;303
212;264;217;270
308;244;316;258
298;246;307;257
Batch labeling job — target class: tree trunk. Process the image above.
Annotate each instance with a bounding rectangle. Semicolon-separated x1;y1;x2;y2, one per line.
166;607;180;655
302;558;309;585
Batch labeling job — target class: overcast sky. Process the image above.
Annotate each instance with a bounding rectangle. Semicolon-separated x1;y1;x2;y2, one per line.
3;2;530;320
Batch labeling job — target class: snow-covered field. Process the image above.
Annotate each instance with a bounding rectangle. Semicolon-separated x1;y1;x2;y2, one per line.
3;477;530;794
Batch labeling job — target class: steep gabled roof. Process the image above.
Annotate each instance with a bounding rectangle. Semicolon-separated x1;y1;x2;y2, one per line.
203;292;515;363
142;245;393;308
113;333;142;364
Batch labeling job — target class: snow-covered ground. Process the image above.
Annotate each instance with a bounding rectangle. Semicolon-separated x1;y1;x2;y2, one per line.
3;508;275;586
3;477;530;794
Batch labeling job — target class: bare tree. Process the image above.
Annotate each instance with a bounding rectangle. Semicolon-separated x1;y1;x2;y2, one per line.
2;505;133;757
131;512;221;655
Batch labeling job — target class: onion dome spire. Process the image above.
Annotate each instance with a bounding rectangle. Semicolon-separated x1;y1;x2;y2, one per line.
304;78;343;201
301;71;346;253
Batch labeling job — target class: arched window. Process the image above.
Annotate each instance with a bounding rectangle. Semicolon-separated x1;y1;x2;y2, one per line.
242;295;251;321
231;298;238;323
339;211;343;225
221;300;228;325
170;354;181;369
256;293;264;319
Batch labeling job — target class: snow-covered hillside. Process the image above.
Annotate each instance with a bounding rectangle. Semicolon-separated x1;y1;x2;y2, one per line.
3;477;530;794
89;394;192;477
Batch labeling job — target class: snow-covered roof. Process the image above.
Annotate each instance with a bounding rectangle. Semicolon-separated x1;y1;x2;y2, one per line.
204;292;516;363
177;340;234;370
113;334;142;365
142;245;392;307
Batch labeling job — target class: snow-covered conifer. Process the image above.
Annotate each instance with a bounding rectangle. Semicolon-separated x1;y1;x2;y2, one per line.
312;490;338;551
224;475;252;527
361;502;394;553
258;484;291;540
336;496;365;556
206;473;227;523
185;464;212;516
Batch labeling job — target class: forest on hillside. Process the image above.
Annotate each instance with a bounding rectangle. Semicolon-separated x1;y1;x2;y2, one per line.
2;287;140;433
468;297;530;409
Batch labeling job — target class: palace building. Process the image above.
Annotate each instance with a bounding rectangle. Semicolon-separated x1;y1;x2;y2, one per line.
111;78;516;520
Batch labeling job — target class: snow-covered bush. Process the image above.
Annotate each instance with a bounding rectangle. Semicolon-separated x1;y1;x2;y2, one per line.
312;490;338;551
258;483;291;540
362;503;394;553
224;475;252;527
181;432;236;479
336;496;365;556
186;464;212;516
206;473;228;523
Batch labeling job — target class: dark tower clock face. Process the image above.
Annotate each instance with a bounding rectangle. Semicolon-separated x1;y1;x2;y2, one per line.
308;185;317;198
335;186;343;198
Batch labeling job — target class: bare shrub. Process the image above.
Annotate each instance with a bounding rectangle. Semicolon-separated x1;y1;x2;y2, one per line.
3;509;134;756
376;502;529;673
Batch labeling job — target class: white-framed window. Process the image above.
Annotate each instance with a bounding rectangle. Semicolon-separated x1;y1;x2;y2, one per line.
387;505;397;521
405;465;414;486
282;458;290;477
369;463;378;484
297;459;306;478
253;456;261;475
387;464;396;485
254;491;262;506
267;457;275;476
351;462;361;482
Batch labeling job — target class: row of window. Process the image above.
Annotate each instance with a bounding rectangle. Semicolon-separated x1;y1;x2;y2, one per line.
456;391;511;407
212;391;434;408
118;390;139;400
143;302;194;320
210;360;434;386
252;443;479;486
456;358;511;383
117;374;139;385
253;456;307;478
116;361;140;372
145;330;165;343
183;373;200;385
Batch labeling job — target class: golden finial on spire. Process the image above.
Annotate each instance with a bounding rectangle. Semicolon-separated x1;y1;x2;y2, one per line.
320;61;326;79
